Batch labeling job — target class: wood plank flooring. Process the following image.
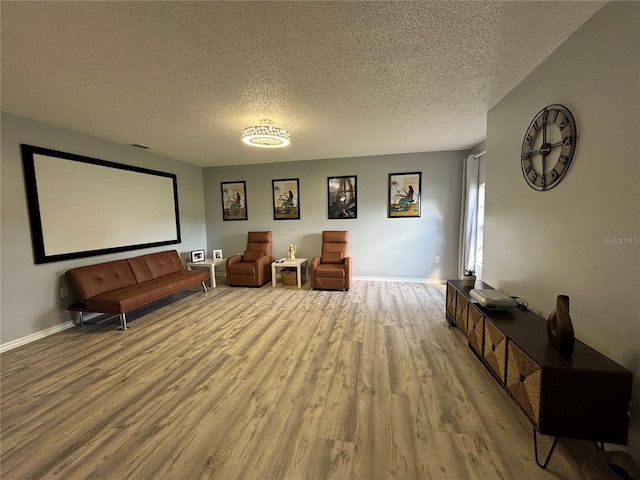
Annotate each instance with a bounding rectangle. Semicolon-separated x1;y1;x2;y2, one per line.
1;280;587;479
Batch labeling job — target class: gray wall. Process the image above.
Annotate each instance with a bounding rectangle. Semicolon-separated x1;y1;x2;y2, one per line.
484;2;639;455
1;112;208;346
203;151;464;280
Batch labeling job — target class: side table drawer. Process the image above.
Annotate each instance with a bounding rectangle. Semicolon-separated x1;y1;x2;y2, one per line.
507;341;542;427
483;320;507;384
455;291;469;334
467;304;484;354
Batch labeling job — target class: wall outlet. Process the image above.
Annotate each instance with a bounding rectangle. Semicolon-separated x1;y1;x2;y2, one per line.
60;287;68;298
435;256;440;264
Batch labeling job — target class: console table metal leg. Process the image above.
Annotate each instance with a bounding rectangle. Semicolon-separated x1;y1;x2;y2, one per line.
533;429;559;469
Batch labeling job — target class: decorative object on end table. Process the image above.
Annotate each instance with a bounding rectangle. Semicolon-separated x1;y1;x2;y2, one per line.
213;249;223;260
287;244;296;261
547;294;575;358
463;269;476;286
190;249;205;263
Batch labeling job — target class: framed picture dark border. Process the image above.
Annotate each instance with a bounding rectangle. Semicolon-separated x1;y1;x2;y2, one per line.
221;181;248;221
20;144;181;264
327;175;357;219
190;249;205;262
388;172;422;218
272;178;300;220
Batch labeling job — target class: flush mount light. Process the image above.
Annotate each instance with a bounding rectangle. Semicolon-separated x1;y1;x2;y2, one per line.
242;119;290;148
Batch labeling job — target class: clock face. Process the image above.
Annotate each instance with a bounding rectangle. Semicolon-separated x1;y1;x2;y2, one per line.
521;105;577;191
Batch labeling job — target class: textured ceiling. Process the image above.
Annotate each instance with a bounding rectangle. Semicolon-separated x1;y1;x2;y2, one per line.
1;1;605;167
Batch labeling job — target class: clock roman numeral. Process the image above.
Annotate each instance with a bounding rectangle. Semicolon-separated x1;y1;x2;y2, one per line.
558;114;569;129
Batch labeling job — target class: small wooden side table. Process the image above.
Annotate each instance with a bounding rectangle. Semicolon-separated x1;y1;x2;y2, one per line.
271;258;309;288
187;258;226;288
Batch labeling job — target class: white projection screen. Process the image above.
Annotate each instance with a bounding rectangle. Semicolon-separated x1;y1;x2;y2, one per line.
21;145;181;264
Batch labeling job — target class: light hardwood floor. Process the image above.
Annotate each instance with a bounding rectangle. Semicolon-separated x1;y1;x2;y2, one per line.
1;280;588;479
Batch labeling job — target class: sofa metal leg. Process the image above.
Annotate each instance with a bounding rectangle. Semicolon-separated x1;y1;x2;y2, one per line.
201;281;208;293
119;313;128;331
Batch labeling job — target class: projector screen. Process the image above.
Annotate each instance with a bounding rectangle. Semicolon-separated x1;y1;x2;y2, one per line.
21;145;181;264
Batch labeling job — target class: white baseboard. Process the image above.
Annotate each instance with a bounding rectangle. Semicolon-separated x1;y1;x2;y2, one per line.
353;276;445;284
0;321;76;353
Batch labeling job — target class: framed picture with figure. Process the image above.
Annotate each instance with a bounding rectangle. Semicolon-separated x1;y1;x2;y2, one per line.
388;172;421;218
221;181;247;221
190;249;205;262
327;175;357;219
272;178;300;220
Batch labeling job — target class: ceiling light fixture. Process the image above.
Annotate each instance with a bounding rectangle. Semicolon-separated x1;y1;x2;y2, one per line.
242;119;290;148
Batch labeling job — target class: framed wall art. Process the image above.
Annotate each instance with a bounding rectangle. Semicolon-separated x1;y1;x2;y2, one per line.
190;249;205;262
272;178;300;220
221;181;247;221
388;172;421;218
327;175;357;219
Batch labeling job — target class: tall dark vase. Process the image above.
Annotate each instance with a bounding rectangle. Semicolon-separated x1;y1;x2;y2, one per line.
547;295;575;358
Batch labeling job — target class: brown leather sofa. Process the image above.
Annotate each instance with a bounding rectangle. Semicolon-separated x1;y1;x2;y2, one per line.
310;231;352;291
66;250;208;330
226;231;274;287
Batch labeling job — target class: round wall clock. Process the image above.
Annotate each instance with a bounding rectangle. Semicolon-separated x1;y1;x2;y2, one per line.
521;104;577;191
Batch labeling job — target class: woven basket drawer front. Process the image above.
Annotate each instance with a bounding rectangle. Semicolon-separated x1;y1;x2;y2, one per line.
455;291;469;334
281;269;297;285
483;320;507;384
467;304;484;354
446;284;456;318
507;341;542;427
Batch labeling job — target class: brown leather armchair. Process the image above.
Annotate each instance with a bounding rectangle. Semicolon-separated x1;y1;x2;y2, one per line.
310;231;352;291
226;231;274;287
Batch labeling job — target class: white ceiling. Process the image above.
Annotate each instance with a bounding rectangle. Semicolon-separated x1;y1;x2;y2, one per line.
1;1;605;168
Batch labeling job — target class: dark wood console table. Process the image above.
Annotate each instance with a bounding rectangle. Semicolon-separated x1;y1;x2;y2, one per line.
445;279;632;468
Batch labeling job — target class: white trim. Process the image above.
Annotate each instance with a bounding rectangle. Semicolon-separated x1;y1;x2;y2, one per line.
353;276;445;284
0;321;75;353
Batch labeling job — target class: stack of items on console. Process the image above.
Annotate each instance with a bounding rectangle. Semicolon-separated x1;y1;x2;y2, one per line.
66;250;208;330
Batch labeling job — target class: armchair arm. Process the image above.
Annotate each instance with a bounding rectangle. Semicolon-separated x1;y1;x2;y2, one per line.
310;256;321;286
255;255;274;285
226;255;242;269
343;257;352;290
